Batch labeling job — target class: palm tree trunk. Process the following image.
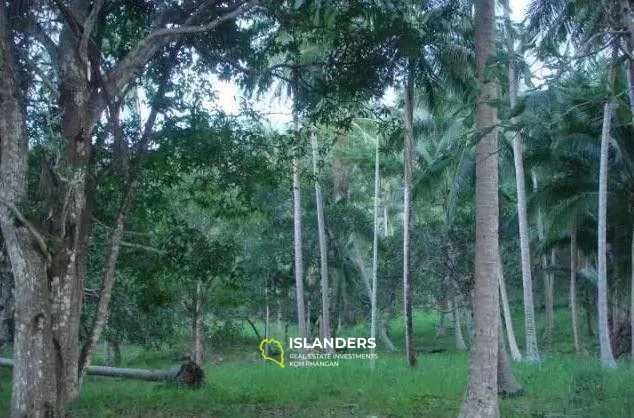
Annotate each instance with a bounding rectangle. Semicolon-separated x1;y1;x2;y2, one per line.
597;47;617;368
532;171;555;346
403;58;416;368
497;251;522;361
452;298;467;351
311;128;333;353
460;0;499;415
570;217;583;356
292;80;307;346
506;7;539;361
371;129;381;368
497;319;523;396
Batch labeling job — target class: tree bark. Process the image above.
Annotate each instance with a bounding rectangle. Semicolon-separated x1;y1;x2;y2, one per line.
459;0;499;415
0;5;59;415
311;128;333;353
0;240;12;351
497;251;522;361
403;58;416;368
570;218;583;356
371;129;381;367
597;46;617;368
292;79;307;347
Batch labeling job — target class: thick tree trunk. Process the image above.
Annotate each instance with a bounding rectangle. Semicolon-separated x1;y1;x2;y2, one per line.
0;7;59;415
403;59;416;368
570;218;583;356
292;83;307;347
192;279;204;365
497;252;522;361
459;0;499;415
597;47;617;368
371;130;381;368
311;129;333;353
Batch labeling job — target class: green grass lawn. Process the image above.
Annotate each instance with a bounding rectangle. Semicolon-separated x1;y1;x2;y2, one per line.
1;308;633;417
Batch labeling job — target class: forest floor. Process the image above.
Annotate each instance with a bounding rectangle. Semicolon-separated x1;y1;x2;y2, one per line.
1;309;633;417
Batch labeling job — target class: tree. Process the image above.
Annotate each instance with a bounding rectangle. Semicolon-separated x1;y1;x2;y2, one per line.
596;46;618;368
0;1;260;413
459;0;499;415
403;58;417;368
311;127;333;351
505;6;539;361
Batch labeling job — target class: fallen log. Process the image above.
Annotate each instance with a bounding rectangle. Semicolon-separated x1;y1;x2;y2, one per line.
0;358;204;388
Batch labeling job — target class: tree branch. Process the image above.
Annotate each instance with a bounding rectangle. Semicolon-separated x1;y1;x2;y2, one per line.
79;0;105;66
0;198;51;263
99;0;259;110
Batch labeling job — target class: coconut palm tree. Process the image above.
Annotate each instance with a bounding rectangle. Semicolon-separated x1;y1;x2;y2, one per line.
459;0;500;415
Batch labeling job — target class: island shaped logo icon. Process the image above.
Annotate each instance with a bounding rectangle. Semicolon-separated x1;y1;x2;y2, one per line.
259;338;285;368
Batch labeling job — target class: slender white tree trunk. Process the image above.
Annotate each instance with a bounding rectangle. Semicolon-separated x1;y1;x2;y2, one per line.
403;59;416;368
193;279;204;365
506;7;538;360
371;130;380;368
497;251;522;361
597;47;617;368
265;281;270;356
570;218;583;356
292;84;307;346
451;299;467;351
311;128;333;353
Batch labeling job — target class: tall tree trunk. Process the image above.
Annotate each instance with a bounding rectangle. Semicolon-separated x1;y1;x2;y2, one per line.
545;249;556;341
631;226;634;359
276;298;283;336
403;58;416;368
192;279;204;365
533;171;554;344
79;61;173;379
452;299;467;351
497;320;523;396
570;218;583;356
371;129;381;368
597;47;617;368
311;128;333;353
292;81;307;347
265;280;270;356
459;0;499;415
497;252;522;361
353;241;397;352
506;4;539;361
0;5;59;414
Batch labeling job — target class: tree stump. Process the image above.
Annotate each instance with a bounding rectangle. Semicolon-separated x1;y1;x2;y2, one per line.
176;360;204;389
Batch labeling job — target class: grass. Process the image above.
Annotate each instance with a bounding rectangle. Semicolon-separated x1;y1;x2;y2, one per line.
1;308;633;417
